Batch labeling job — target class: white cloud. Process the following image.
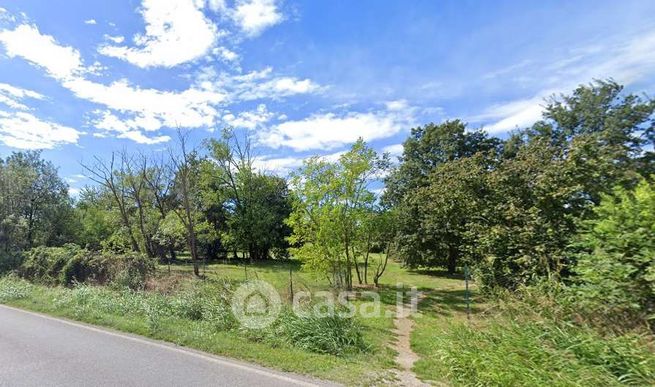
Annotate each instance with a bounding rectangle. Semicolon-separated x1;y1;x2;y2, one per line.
218;67;321;100
0;83;44;110
206;0;227;12
232;0;283;37
259;107;415;151
66;78;225;131
91;110;171;144
0;24;83;79
475;29;655;133
65;174;87;184
84;19;97;25
68;187;81;197
382;143;404;157
384;100;409;111
104;35;125;44
223;103;273;129
0;21;320;145
253;149;345;175
0;111;80;149
213;46;239;62
98;0;218;68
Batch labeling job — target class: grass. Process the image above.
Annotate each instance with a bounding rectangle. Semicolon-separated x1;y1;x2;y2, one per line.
9;255;647;386
410;282;655;386
0;257;465;386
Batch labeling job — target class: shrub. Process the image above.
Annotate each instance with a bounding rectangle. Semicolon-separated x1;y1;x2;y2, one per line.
571;179;655;329
20;244;81;285
19;245;155;289
109;252;155;290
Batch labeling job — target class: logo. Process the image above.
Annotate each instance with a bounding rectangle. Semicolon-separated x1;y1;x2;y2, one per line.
231;280;282;329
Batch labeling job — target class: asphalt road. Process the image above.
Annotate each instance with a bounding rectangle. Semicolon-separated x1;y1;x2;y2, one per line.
0;305;334;387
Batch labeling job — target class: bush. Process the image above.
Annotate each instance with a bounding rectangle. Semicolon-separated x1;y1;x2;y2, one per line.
20;244;81;285
109;252;155;290
19;245;155;289
572;179;655;329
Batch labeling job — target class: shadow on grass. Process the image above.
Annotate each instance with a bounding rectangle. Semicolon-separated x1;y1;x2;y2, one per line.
419;289;483;317
407;268;465;280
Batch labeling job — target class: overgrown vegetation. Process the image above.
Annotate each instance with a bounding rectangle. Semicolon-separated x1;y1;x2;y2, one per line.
19;244;154;289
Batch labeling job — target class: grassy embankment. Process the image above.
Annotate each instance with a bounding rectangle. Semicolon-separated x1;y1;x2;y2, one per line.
0;256;462;386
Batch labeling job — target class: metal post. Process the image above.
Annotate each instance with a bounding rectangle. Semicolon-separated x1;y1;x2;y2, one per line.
289;266;294;303
464;265;471;322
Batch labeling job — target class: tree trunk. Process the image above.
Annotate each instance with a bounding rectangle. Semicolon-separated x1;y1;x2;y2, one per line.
447;244;458;274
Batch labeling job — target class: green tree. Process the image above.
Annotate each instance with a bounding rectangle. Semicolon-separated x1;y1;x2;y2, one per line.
572;178;655;328
287;139;388;289
0;151;72;253
202;129;291;260
385;120;500;273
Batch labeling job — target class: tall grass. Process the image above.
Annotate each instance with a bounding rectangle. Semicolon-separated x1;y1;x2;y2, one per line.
0;275;367;356
412;283;655;386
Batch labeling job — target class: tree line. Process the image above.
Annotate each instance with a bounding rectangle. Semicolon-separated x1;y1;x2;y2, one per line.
1;80;653;320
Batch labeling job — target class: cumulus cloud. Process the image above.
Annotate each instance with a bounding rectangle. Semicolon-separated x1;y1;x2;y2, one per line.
84;19;97;25
0;12;319;145
98;0;218;68
222;103;273;129
259;107;415;151
231;0;283;37
0;24;84;79
0;111;80;149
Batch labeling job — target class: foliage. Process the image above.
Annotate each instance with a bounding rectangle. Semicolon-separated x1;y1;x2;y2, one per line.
202;129;292;260
384;120;500;273
572;178;655;328
287;139;390;289
18;244;154;289
386;80;655;290
0;151;74;253
414;317;655;386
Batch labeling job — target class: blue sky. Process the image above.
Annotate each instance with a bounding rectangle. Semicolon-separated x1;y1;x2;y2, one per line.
0;0;654;194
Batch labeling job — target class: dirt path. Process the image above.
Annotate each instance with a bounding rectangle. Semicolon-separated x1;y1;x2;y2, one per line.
390;296;430;387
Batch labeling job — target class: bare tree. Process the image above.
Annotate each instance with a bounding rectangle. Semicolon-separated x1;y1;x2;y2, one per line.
124;152;154;257
141;153;177;266
82;152;140;252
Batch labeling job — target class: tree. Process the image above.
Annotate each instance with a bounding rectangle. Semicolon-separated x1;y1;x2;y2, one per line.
385;120;500;274
202;129;291;260
473;81;655;289
170;131;202;277
572;178;655;329
287;139;388;289
0;151;72;253
82;152;140;253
